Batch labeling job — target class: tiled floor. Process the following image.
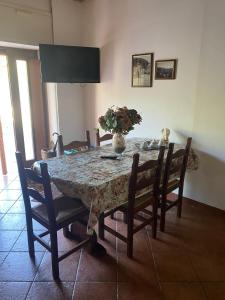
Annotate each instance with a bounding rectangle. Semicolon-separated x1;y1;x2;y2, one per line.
1;174;225;299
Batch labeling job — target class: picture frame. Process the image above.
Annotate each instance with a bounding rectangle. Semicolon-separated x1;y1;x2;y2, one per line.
155;59;177;80
132;53;154;87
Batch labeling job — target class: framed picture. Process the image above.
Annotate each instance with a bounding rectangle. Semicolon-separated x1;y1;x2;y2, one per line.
132;53;154;87
155;59;177;80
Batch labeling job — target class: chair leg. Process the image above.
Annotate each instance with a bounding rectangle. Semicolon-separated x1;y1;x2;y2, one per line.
50;229;59;280
110;213;114;219
177;188;183;218
160;197;166;232
127;214;134;258
26;216;35;257
98;213;105;240
152;200;158;239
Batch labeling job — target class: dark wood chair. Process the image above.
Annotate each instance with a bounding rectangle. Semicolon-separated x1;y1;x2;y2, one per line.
98;146;165;258
96;129;113;147
16;152;90;280
96;128;114;218
63;130;91;151
160;137;192;231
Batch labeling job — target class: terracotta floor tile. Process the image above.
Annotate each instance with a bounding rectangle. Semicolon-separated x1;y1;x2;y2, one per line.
12;231;47;252
149;229;186;253
0;230;21;251
0;282;31;300
118;253;157;285
0;251;44;281
0;189;21;201
203;283;225;300
0;201;16;213
0;252;8;264
0;177;16;190
7;180;21;190
0;213;26;230
27;282;74;300
35;251;80;282
74;282;117;300
118;282;162;300
117;229;151;256
162;283;206;300
0;178;12;189
56;229;86;252
190;252;225;281
185;231;225;255
96;216;117;253
153;250;197;282
29;219;46;231
0;186;225;299
7;200;25;214
77;250;117;282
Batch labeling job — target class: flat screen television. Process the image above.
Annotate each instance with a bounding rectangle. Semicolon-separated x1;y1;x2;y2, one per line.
39;44;100;83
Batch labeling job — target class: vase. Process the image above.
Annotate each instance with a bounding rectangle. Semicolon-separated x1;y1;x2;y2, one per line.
112;133;126;154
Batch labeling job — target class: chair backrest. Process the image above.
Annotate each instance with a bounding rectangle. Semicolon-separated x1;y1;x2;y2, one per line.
162;137;192;194
96;129;113;147
16;152;56;225
128;146;165;209
63;130;91;151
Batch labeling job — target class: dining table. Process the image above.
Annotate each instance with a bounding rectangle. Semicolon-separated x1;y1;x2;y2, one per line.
34;137;199;254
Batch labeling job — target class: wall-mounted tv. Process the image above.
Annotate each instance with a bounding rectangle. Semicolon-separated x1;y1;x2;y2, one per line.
39;44;100;83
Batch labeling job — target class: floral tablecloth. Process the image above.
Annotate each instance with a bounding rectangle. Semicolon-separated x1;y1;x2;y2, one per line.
34;138;199;233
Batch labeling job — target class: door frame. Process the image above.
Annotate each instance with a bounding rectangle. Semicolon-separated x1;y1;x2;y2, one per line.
0;47;48;167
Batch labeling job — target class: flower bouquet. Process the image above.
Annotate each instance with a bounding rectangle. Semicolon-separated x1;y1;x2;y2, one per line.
98;106;142;153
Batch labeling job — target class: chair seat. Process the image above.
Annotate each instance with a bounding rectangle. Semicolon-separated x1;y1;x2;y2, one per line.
122;191;154;210
32;196;87;225
28;181;63;201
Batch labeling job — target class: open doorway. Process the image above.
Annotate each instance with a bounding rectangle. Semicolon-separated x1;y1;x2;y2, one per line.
0;46;48;178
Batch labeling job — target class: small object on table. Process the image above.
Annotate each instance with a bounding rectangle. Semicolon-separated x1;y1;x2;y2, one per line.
149;139;159;149
161;128;170;144
142;139;160;150
134;143;141;150
142;140;151;150
100;155;118;160
64;149;78;156
52;132;64;156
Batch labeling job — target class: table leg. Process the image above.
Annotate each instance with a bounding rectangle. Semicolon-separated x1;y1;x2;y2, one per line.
63;222;107;257
63;226;75;239
88;230;107;257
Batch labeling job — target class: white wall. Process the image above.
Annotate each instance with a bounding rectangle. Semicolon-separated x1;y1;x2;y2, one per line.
81;0;225;210
0;0;52;45
45;83;59;138
0;0;86;145
82;0;204;144
187;0;225;209
51;0;85;144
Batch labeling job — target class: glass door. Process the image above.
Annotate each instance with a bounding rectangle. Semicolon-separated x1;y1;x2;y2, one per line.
16;59;35;162
0;47;48;171
0;53;17;174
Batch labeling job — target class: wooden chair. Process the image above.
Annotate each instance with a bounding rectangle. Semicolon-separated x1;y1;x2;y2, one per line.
63;130;91;151
16;152;90;280
96;129;113;147
160;137;192;231
98;146;165;258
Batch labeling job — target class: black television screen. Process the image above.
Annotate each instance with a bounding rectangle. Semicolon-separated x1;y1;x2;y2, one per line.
39;44;100;83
